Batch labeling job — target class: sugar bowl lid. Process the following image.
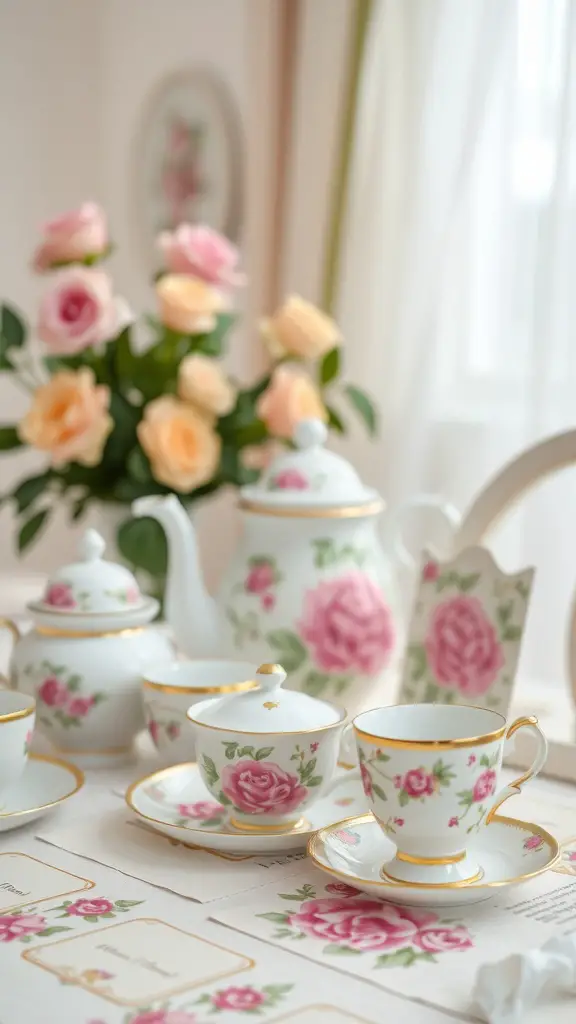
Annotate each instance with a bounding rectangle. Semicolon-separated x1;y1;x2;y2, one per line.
239;419;382;514
36;528;145;616
187;663;347;734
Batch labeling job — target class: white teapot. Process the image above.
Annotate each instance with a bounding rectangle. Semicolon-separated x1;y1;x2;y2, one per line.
1;529;173;767
133;420;458;720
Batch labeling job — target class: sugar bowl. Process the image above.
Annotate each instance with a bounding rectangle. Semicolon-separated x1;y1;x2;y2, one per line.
1;529;173;767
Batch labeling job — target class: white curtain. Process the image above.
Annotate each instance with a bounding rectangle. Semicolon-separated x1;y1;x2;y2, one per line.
337;0;576;696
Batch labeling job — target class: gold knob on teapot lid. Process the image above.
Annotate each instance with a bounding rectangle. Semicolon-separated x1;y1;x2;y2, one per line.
257;663;283;675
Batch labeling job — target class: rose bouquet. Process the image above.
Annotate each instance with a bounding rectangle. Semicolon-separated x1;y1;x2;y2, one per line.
0;202;377;583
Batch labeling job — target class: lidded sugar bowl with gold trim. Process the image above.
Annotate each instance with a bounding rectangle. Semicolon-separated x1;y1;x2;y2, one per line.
0;529;173;767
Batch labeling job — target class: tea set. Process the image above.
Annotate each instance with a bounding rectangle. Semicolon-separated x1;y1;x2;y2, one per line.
0;419;560;903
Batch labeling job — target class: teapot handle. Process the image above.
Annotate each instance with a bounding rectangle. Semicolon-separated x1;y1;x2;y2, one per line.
0;618;20;689
386;495;461;572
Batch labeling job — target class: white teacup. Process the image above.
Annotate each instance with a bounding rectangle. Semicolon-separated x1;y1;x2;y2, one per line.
350;703;547;885
142;660;257;764
0;690;35;799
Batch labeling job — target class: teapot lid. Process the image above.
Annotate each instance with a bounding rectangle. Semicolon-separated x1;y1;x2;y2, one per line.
187;663;346;733
239;419;382;515
36;529;146;616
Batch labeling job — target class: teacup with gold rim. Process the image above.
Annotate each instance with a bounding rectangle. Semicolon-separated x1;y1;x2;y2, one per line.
187;663;347;832
0;690;35;799
351;703;547;885
142;660;257;764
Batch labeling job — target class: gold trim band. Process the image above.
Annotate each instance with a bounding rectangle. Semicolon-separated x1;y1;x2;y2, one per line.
238;499;384;519
143;678;256;696
229;815;306;833
381;865;484;888
353;703;507;750
0;701;35;723
486;716;541;824
396;849;465;866
36;625;145;639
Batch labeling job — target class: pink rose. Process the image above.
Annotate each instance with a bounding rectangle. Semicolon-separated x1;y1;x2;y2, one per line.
310;741;319;753
33;202;108;271
126;586;140;604
566;851;576;862
425;596;504;697
393;775;402;788
38;267;125;355
148;720;160;745
422;561;440;582
415;925;473;953
211;986;266;1011
402;768;435;798
65;898;114;917
177;801;224;819
449;817;459;828
334;829;360;845
468;755;476;766
44;582;75;608
325;883;361;897
220;760;307;815
261;592;276;611
270;469;309;490
393;817;404;826
360;762;373;800
0;913;47;942
158;223;244;288
472;769;497;803
67;696;95;718
245;561;275;594
167;722;181;740
38;676;69;708
299;572;395;676
288;897;437;952
524;835;544;851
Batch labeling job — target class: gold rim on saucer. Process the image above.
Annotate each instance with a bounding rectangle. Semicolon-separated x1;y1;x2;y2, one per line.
126;763;318;840
307;812;560;890
0;754;84;818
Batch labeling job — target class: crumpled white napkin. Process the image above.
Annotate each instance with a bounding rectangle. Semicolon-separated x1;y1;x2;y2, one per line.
471;933;576;1023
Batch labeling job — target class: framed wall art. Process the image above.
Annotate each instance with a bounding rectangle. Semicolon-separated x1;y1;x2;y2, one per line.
133;67;244;271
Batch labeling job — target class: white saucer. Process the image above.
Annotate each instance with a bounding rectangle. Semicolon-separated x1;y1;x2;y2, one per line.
308;812;560;906
0;754;84;831
125;762;365;854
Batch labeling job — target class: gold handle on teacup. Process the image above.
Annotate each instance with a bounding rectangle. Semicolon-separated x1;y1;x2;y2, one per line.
0;618;20;689
485;715;548;824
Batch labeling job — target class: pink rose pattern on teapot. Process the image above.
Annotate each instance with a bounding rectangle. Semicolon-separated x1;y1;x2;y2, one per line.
224;535;395;698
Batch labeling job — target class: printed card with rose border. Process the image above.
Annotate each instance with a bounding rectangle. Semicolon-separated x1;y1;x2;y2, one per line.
397;546;535;715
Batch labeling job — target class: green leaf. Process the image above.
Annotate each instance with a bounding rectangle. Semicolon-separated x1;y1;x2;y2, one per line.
376;946;422;968
301;670;329;697
70;494;89;522
343;384;377;435
127;446;153;484
458;572;480;592
325;404;346;434
254;747;274;761
218;790;232;806
117;516;168;578
457;789;473;808
408;644;426;682
237;745;255;757
372;783;387;801
307;775;322;786
503;625;522;642
82;914;102;923
423;682;440;702
480;754;490;767
18;508;50;552
515;579;530;600
0;304;26;368
320;346;341;386
257;911;291;923
375;751;390;762
201;754;219;786
12;472;50;513
114;900;144;908
194;312;236;357
266;629;307;672
324;944;362;956
397;789;410;807
223;742;239;760
496;601;513;627
0;426;23;451
37;926;72;937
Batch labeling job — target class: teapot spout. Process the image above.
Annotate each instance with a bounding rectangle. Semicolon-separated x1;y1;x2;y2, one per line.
131;495;220;658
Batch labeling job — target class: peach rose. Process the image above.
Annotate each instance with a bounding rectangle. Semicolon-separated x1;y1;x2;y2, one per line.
37;267;123;355
178;353;235;417
137;396;221;492
18;368;113;467
156;274;222;335
158;224;245;288
261;295;342;360
33;202;108;272
257;366;327;439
